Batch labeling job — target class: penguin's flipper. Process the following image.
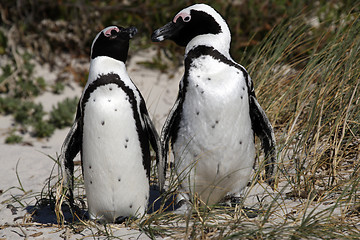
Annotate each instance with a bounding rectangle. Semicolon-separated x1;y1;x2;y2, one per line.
249;95;277;187
142;112;164;191
61;107;82;207
161;80;184;183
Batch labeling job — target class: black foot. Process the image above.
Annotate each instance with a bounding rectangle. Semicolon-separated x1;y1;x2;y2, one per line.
219;195;243;207
114;215;137;224
230;196;243;206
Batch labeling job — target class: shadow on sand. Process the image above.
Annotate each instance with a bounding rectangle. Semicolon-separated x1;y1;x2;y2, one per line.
25;184;177;224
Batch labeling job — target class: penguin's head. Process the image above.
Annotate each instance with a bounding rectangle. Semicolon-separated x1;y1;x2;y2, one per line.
91;26;138;62
151;4;231;55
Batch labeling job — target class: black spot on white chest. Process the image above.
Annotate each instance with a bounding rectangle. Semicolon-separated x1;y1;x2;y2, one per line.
82;84;139;143
180;64;251;137
84;83;132;112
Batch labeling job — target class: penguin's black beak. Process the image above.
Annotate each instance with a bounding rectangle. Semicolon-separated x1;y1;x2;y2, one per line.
151;22;179;42
112;26;137;40
124;26;138;39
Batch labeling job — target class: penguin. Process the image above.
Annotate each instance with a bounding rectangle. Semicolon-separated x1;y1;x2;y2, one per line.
151;4;276;213
61;26;164;223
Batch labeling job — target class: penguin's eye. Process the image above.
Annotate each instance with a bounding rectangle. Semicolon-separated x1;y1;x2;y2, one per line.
183;16;191;22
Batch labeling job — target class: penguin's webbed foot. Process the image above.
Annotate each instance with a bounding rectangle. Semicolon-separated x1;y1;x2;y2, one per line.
114;215;137;224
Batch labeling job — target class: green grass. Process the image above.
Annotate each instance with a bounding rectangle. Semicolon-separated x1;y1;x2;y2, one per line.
0;96;78;142
49;97;79;129
5;133;23;144
0;44;79;142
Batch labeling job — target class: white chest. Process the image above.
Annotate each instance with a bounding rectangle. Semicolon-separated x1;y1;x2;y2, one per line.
181;57;253;150
173;57;255;204
82;84;149;221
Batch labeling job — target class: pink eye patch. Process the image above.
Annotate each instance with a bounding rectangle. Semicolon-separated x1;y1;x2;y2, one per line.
104;27;119;37
173;12;191;23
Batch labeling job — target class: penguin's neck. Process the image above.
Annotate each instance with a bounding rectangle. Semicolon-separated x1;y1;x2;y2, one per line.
185;44;231;66
185;33;231;60
86;56;127;87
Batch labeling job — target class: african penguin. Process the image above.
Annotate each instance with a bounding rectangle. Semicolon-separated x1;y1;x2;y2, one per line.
61;26;164;222
152;4;276;213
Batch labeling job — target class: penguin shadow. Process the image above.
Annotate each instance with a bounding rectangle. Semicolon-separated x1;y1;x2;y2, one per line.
25;199;88;224
25;184;177;224
147;184;178;214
